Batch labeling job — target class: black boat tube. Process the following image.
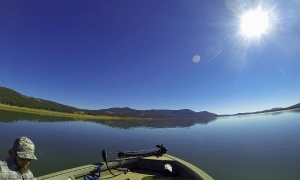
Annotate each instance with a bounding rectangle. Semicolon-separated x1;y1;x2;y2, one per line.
117;144;167;158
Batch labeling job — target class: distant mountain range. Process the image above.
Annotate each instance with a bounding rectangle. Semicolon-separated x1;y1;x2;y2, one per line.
0;86;299;118
0;86;217;119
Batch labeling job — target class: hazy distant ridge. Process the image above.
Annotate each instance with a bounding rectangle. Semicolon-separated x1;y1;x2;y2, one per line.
231;103;300;116
288;103;300;109
0;86;217;118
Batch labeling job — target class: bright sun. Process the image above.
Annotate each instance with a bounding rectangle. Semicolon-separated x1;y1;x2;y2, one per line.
241;9;269;38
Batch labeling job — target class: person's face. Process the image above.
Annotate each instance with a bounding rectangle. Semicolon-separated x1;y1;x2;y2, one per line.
12;151;31;173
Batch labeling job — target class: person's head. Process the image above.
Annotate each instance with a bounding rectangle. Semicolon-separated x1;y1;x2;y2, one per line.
8;136;37;173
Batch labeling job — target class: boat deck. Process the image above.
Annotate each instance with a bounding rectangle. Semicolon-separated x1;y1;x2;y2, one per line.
37;154;213;180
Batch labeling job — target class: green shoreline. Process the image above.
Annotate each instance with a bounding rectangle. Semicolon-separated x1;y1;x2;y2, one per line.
0;103;139;120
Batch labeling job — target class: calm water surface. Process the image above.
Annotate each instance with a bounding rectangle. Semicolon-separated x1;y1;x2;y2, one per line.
0;109;300;180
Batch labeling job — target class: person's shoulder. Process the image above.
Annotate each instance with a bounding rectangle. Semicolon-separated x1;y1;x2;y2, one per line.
0;160;5;172
0;159;7;166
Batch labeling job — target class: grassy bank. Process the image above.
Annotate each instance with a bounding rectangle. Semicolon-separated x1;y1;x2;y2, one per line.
0;103;123;120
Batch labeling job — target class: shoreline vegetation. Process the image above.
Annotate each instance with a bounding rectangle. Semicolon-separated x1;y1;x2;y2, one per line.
0;103;139;120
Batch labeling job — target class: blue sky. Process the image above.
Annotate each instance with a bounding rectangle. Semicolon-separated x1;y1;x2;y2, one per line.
1;0;300;115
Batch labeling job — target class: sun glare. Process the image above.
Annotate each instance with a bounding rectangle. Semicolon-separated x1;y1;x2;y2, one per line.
241;9;269;38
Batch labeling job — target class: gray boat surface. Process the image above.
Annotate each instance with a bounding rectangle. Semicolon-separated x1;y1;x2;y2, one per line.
37;146;213;180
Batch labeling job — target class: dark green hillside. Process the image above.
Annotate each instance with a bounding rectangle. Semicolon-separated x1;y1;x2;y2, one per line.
0;86;79;113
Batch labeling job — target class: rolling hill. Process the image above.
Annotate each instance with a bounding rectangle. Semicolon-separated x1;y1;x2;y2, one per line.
0;86;217;118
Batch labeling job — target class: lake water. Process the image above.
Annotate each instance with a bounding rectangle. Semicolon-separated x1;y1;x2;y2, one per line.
0;109;300;180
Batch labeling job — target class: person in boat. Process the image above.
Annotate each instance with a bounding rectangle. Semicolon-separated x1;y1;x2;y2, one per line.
0;136;37;179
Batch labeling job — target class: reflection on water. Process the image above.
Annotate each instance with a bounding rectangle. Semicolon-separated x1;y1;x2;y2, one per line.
0;109;216;128
1;109;300;180
94;117;216;129
0;109;74;123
